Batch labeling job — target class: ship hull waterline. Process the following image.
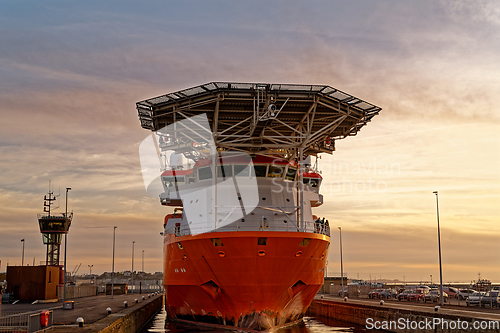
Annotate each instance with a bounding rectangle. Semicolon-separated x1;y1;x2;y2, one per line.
163;230;330;331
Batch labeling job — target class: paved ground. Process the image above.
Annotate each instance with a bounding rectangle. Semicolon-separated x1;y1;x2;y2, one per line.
1;293;162;325
316;295;500;322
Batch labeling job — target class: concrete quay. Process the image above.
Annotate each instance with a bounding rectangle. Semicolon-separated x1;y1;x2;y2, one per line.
2;293;163;332
309;295;500;333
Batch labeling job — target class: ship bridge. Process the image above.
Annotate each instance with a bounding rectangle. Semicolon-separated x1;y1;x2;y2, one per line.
137;82;381;235
137;82;381;159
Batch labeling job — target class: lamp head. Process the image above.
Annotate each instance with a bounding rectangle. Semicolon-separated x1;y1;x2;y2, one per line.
66;187;71;191
433;191;438;194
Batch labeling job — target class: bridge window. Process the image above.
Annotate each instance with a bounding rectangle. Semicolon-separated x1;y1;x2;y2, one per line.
268;166;284;178
303;178;310;185
162;176;186;188
252;165;268;177
309;179;319;188
217;164;233;178
198;166;212;180
234;164;250;177
162;176;176;187
285;167;297;181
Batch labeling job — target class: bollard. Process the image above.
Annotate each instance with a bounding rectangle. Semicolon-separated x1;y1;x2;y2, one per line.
320;295;324;299
142;296;145;300
148;294;151;298
344;297;348;302
135;298;138;303
124;301;128;308
380;300;384;305
106;307;112;314
77;317;84;328
435;306;440;312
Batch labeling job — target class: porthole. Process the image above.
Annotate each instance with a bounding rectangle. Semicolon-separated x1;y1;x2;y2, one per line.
218;251;226;258
258;250;266;257
295;251;302;257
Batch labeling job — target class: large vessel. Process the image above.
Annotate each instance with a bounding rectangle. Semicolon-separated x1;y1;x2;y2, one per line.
136;82;381;331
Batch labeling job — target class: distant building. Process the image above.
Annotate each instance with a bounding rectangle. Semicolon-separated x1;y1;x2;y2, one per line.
318;276;350;294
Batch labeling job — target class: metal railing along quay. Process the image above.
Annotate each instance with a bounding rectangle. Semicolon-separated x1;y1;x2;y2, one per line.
0;310;53;333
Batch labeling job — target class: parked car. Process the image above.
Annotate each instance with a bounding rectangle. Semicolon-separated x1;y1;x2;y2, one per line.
423;289;448;303
398;290;412;301
337;286;360;297
458;289;477;300
407;289;426;302
368;289;382;299
379;289;398;299
466;292;484;306
480;291;500;308
443;286;459;298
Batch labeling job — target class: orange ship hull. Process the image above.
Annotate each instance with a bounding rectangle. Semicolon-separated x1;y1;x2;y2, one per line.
163;231;329;331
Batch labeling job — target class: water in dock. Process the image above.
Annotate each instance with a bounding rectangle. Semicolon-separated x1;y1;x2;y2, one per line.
139;307;377;332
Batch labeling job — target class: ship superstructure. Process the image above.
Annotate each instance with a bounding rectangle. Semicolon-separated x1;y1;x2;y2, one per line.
136;82;381;330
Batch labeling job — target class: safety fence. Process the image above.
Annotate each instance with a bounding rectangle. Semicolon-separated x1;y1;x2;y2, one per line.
0;310;53;333
127;280;164;294
58;285;97;300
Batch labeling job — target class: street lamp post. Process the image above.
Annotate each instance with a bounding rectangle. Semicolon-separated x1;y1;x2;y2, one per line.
142;250;144;273
433;191;444;307
430;274;433;285
63;187;71;307
112;226;117;299
21;239;25;266
338;227;344;298
88;264;93;280
131;241;135;295
88;264;94;286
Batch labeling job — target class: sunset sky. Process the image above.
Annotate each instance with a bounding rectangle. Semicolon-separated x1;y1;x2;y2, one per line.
1;1;499;283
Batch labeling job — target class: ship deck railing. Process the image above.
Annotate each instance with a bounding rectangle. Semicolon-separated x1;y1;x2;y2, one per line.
165;221;330;237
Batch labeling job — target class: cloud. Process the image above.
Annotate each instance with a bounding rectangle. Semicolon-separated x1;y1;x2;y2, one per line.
0;0;499;278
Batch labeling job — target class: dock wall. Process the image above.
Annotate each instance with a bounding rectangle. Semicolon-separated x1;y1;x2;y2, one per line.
48;295;165;333
96;294;164;333
308;300;499;333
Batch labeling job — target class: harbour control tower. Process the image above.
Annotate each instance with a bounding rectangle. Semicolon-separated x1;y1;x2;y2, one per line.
37;188;73;266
